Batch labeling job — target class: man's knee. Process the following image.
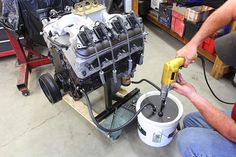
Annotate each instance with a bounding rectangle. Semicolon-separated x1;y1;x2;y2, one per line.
177;127;227;157
183;112;200;128
177;128;198;157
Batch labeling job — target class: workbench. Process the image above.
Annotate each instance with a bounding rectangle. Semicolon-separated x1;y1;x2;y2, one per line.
132;0;229;80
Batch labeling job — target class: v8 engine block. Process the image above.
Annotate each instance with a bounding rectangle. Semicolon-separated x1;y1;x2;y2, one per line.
39;1;147;103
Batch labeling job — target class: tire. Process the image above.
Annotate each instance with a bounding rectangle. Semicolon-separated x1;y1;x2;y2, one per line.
39;73;62;104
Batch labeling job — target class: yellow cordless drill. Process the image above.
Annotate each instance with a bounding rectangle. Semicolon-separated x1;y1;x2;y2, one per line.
160;57;185;99
158;57;186;117
158;55;197;116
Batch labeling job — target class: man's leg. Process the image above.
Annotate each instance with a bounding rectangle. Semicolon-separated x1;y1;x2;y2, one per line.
177;127;236;157
177;112;235;157
183;112;231;129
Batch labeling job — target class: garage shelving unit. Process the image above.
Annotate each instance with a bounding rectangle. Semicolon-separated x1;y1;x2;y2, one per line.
132;0;229;80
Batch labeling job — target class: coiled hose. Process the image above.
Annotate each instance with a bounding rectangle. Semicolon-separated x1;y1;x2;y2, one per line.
80;89;157;132
198;55;235;105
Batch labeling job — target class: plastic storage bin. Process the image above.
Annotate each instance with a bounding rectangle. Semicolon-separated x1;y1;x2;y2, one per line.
184;20;202;40
200;37;215;54
171;10;185;37
151;0;167;11
158;3;173;28
172;3;188;15
204;0;226;9
173;0;203;5
185;5;214;23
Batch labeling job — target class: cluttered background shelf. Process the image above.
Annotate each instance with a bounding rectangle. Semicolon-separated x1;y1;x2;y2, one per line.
146;13;228;79
132;0;233;80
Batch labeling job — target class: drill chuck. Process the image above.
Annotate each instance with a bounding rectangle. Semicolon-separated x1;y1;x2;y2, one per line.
160;83;172;101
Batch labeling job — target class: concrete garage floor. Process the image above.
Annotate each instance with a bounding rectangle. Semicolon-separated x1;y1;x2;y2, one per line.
0;21;236;157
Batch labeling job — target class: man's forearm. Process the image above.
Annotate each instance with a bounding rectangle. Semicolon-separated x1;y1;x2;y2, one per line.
189;0;236;46
189;94;236;142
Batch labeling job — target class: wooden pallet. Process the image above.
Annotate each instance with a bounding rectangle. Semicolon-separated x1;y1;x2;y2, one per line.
63;89;129;127
211;56;230;79
63;94;97;126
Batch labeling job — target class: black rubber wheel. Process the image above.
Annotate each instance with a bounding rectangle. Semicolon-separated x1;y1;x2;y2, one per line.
177;123;181;131
22;90;30;96
39;73;62;104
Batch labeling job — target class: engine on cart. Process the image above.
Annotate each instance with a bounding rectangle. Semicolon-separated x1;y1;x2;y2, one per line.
38;1;147;103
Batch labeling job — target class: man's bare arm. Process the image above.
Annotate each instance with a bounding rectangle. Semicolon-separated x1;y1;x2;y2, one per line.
189;94;236;142
172;75;236;142
176;0;236;67
189;0;236;46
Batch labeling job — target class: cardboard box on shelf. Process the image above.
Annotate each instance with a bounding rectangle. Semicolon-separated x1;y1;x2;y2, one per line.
151;0;167;11
172;3;188;15
185;5;214;23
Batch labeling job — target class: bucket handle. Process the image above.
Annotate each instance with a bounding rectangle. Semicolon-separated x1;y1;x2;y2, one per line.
158;129;177;139
168;130;176;138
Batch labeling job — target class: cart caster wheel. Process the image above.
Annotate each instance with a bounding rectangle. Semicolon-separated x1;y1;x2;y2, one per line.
107;130;122;141
113;135;120;141
108;134;120;141
22;89;30;96
177;123;181;131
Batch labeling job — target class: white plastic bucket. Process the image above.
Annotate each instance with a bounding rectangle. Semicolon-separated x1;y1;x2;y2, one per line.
136;91;183;147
